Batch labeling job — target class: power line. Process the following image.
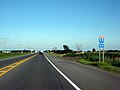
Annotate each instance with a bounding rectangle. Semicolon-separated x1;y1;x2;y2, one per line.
0;37;9;50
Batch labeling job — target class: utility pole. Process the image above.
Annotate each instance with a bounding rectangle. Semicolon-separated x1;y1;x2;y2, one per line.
0;37;9;51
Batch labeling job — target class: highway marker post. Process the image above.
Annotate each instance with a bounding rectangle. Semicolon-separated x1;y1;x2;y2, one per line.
99;36;105;63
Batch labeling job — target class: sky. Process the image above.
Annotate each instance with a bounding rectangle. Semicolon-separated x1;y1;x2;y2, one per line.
0;0;120;51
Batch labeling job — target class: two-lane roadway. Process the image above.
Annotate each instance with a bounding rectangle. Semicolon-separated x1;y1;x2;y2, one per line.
0;54;75;90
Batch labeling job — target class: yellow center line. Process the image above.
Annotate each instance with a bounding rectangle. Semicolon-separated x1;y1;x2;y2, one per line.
0;54;36;77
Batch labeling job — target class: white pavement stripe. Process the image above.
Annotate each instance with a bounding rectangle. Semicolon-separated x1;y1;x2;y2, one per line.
44;54;81;90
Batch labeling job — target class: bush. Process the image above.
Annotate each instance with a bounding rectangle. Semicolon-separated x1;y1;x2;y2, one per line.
107;59;120;67
82;52;99;62
78;59;120;73
64;53;77;57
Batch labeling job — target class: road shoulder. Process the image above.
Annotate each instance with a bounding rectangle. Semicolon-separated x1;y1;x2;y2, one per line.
44;53;120;90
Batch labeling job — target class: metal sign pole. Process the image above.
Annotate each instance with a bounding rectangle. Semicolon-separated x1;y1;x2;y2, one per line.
99;49;100;62
103;48;104;63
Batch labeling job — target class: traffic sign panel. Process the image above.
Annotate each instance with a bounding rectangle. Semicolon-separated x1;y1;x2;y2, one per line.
99;44;104;48
99;36;105;49
99;38;104;43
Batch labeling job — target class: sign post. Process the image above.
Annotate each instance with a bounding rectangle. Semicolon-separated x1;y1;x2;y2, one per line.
99;49;101;62
99;36;105;63
103;49;104;62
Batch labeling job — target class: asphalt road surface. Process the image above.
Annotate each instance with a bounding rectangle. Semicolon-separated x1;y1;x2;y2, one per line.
0;53;120;90
0;54;75;90
0;53;35;68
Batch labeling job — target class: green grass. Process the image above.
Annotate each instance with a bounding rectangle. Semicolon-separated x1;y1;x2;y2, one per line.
77;59;95;65
0;52;33;59
78;59;120;74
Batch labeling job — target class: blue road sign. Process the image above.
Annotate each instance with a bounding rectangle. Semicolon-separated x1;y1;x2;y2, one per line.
99;44;104;48
99;36;104;49
99;38;104;43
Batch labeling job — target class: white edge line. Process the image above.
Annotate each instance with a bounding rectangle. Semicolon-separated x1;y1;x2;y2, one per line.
44;53;81;90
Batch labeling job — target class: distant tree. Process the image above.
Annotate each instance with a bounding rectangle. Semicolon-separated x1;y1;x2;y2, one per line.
87;50;91;52
63;45;70;51
53;47;57;50
92;48;96;52
23;49;26;53
76;44;82;52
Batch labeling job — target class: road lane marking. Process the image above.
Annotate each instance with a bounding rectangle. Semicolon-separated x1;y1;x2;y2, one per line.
0;55;36;77
44;54;81;90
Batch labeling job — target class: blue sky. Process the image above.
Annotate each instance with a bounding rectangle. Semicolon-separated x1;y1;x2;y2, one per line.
0;0;120;50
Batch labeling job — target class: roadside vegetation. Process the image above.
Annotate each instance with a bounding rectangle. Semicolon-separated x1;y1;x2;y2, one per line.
0;50;34;59
77;59;120;73
46;46;120;74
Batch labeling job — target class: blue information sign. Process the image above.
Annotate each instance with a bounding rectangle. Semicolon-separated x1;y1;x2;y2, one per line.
99;36;104;49
99;38;104;43
99;44;104;48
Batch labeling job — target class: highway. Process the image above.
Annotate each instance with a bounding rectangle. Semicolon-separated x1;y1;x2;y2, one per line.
0;53;120;90
0;53;75;90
